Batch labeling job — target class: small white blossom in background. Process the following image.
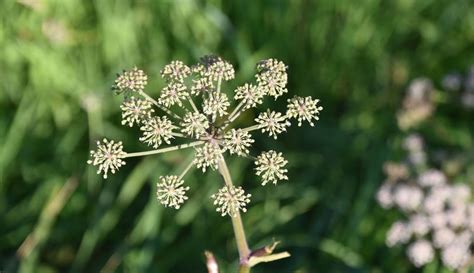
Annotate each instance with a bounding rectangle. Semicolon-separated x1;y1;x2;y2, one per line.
433;227;455;248
376;182;394;209
441;243;471;270
393;185;423;211
397;78;434;130
88;56;323;218
409;214;430;236
418;169;446;187
407;240;434;267
211;186;251;217
156;176;190;209
386;221;412;247
87;139;126;179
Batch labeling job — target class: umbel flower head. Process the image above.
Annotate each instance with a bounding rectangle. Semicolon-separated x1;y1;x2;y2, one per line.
87;139;126;179
112;67;148;94
211;185;251;217
87;56;323;217
156;176;190;209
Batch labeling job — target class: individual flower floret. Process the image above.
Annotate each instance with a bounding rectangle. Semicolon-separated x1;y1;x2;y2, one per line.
87;138;127;179
160;60;191;82
393;184;423;211
194;55;235;81
286;96;323;126
255;110;291;139
158;82;188;107
211;185;251;217
203;92;230;121
139;116;176;148
223;129;254;156
257;58;287;74
408;214;430;236
194;142;221;172
156;175;190;209
433;227;455;248
113;67;148;93
255;150;288;186
191;77;214;95
256;58;288;99
180;112;209;138
418;169;446;187
234;83;264;109
376;182;394;209
407;240;434;267
386;221;412;247
120;97;154;127
441;243;471;270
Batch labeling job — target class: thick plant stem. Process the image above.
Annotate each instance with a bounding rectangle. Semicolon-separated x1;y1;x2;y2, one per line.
238;265;250;273
217;156;251;270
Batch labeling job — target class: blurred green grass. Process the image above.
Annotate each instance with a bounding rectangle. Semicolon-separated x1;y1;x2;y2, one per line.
1;0;474;272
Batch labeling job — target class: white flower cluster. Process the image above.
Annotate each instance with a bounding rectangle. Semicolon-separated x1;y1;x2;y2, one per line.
88;56;323;217
377;135;474;270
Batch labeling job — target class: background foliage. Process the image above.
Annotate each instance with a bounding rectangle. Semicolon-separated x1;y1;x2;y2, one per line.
1;0;473;272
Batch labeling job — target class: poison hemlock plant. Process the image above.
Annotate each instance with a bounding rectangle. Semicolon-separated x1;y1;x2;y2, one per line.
87;56;323;272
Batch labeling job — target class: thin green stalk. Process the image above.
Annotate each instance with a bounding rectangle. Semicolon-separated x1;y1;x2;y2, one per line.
228;101;245;122
216;156;251;268
178;159;195;180
187;96;199;113
125;141;203;158
241;124;262;133
139;90;182;120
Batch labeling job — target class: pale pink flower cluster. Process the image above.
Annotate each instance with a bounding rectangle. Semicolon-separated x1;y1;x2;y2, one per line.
377;136;473;270
442;66;474;109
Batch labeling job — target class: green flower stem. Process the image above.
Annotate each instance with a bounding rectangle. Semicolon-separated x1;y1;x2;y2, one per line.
228;101;245;122
171;132;187;138
216;76;223;94
187;96;200;113
178;159;195;181
217;156;251;271
124;141;203;158
139;90;182;120
241;124;263;133
238;265;250;273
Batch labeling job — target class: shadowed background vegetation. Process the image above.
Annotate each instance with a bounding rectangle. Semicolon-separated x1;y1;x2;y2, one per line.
1;0;474;272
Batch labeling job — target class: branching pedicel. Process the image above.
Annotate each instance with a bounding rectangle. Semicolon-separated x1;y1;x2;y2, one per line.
87;56;323;272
